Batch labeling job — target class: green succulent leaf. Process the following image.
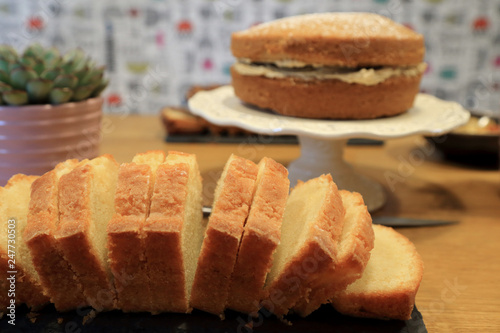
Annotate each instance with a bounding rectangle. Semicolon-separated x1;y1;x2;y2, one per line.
61;48;76;62
0;44;107;105
20;56;36;68
79;71;103;87
94;65;106;77
9;62;25;72
61;60;73;74
0;57;13;73
78;64;106;87
63;48;85;64
23;43;44;59
27;78;54;103
54;74;78;89
50;87;73;105
40;69;60;81
74;65;89;81
43;47;61;68
72;85;95;102
91;78;109;98
33;61;46;76
73;57;87;72
86;59;96;69
3;90;28;106
61;55;87;74
0;81;12;93
0;45;18;62
0;70;10;84
10;68;38;90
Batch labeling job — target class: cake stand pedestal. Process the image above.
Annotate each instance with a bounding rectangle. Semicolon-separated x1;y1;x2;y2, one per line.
188;86;469;212
286;137;386;211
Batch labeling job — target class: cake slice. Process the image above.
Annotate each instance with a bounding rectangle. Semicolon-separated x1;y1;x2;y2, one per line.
262;174;345;317
161;107;207;135
107;150;165;312
24;160;88;311
190;154;258;317
226;157;289;314
143;151;204;313
293;190;375;316
0;174;48;311
331;224;424;320
55;154;119;311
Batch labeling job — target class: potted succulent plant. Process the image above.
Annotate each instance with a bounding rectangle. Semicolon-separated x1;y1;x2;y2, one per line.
0;43;108;185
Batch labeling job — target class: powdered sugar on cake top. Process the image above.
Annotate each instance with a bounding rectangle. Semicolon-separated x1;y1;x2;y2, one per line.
237;13;417;40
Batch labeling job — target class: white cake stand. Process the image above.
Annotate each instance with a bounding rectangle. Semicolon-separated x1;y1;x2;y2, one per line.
188;86;470;212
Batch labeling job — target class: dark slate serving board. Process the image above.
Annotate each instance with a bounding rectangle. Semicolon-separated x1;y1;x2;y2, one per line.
165;134;384;145
1;303;426;333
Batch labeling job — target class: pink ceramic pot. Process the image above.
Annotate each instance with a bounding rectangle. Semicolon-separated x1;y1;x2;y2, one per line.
0;98;102;186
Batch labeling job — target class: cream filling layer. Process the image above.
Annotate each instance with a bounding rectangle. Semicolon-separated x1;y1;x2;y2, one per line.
233;61;427;86
239;58;324;68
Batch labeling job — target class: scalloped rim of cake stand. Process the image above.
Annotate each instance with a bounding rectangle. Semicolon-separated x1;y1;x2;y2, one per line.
188;85;470;140
188;85;470;212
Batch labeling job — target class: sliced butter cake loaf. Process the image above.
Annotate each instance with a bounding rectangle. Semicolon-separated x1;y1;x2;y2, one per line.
0;174;48;311
24;160;88;311
293;190;374;316
56;155;119;311
262;174;345;317
227;157;289;314
331;224;424;320
190;154;258;317
107;150;165;312
144;151;204;313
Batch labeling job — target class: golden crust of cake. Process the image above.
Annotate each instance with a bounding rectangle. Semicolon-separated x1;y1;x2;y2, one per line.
190;154;258;317
293;190;374;316
56;163;113;310
331;224;424;320
55;155;119;311
144;159;190;313
207;155;258;238
141;151;203;314
57;164;93;238
334;191;375;289
107;163;154;312
26;232;87;311
263;174;345;317
161;107;207;135
24;160;80;240
24;161;88;311
226;157;290;314
231;67;422;119
161;106;251;136
231;13;424;67
0;264;48;310
130;150;167;167
112;164;153;221
107;150;165;313
0;174;49;310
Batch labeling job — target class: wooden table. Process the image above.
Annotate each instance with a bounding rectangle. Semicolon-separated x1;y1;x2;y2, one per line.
101;115;500;333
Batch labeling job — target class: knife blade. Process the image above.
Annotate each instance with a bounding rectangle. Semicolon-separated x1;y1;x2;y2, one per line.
372;216;457;227
202;206;457;227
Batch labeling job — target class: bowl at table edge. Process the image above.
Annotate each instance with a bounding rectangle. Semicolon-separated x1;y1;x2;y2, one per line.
425;112;499;168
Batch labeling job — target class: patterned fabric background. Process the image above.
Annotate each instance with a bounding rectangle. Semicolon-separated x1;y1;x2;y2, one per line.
0;0;499;115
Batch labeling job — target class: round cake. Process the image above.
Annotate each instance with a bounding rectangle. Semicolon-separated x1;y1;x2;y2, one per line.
230;13;426;119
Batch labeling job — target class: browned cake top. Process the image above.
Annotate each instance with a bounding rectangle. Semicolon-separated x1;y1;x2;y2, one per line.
231;12;425;67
